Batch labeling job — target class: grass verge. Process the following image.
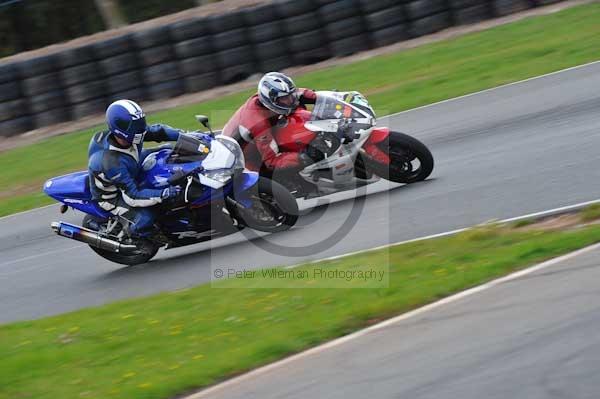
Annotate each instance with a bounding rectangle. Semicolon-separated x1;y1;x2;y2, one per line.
2;213;600;399
1;3;600;216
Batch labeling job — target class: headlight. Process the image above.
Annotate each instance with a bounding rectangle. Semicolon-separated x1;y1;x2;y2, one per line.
203;169;234;183
215;135;245;170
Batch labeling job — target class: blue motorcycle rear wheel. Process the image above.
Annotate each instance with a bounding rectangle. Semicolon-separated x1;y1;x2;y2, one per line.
83;215;160;266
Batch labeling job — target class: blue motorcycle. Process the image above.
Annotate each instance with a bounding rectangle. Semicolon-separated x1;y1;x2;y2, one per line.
43;117;298;265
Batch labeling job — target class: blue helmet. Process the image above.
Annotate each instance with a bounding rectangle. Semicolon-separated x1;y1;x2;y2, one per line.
106;100;147;146
258;72;299;115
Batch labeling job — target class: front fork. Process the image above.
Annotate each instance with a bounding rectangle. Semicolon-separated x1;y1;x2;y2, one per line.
361;127;391;165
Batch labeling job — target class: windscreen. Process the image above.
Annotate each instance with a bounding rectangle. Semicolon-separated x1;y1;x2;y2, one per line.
173;134;211;156
311;92;375;121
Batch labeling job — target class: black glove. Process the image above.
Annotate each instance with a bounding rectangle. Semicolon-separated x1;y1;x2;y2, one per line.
337;120;356;144
300;136;327;166
161;185;182;202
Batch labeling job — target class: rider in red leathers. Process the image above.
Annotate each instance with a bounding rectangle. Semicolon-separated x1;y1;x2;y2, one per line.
222;72;323;174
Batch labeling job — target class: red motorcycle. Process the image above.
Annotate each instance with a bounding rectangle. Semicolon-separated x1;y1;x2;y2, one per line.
227;91;434;198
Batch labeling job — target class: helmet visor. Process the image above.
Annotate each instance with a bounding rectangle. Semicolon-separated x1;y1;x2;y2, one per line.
274;93;298;108
129;116;147;136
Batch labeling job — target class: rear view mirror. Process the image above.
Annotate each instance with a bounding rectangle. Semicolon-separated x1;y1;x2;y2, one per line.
195;114;214;136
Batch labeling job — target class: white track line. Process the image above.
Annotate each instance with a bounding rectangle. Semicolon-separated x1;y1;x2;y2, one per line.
2;59;599;222
188;240;600;399
380;59;600;119
285;198;600;269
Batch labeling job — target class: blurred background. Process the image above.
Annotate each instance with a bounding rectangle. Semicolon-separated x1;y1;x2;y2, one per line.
0;0;559;137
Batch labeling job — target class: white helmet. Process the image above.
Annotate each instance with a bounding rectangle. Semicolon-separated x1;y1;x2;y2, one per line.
257;72;299;115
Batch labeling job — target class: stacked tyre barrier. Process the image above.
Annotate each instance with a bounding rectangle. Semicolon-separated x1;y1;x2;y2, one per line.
0;0;567;138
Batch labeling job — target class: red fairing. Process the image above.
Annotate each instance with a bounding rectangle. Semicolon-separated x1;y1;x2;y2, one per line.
222;89;318;171
362;127;391;165
275;108;316;153
366;127;390;144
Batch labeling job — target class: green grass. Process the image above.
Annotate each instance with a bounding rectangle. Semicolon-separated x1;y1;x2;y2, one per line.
2;221;600;399
580;203;600;222
1;3;600;216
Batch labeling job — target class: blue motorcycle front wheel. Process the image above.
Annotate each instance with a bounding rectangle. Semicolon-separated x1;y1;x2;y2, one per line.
233;177;298;233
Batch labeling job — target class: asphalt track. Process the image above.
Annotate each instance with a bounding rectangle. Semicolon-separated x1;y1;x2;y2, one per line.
2;61;600;323
190;243;600;399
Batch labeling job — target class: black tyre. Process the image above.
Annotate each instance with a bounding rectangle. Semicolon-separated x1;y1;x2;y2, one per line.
178;55;217;77
174;37;213;59
99;53;138;76
107;87;147;103
93;35;134;58
0;63;18;84
274;0;316;18
133;26;171;49
0;98;28;121
82;215;159;266
408;11;451;38
364;5;406;31
318;0;359;22
139;45;174;67
0;116;33;137
22;73;62;96
366;131;434;183
324;17;365;41
451;4;492;25
449;0;484;7
27;90;65;113
216;46;253;68
0;80;22;101
258;56;293;73
57;46;96;68
206;11;245;33
212;28;248;51
220;63;255;84
65;80;107;104
369;25;409;48
283;12;321;36
358;0;399;13
70;98;107;119
142;62;181;85
329;34;370;57
293;47;331;65
17;55;57;78
146;80;184;100
183;72;219;93
61;63;99;86
248;21;282;43
243;3;278;25
32;107;70;128
106;70;143;93
404;0;448;20
491;0;531;16
254;38;289;60
233;177;298;233
169;18;208;42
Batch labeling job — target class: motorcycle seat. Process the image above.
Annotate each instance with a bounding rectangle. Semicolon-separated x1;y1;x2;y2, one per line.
45;170;92;200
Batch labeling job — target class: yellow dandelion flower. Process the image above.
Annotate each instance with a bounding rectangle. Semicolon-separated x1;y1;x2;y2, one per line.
193;354;204;360
138;383;152;389
123;372;136;378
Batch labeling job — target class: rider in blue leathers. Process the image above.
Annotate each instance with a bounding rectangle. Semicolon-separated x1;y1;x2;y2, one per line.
88;99;183;237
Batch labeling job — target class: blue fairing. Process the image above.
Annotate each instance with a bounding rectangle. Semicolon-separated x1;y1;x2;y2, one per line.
43;133;260;221
43;171;111;219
